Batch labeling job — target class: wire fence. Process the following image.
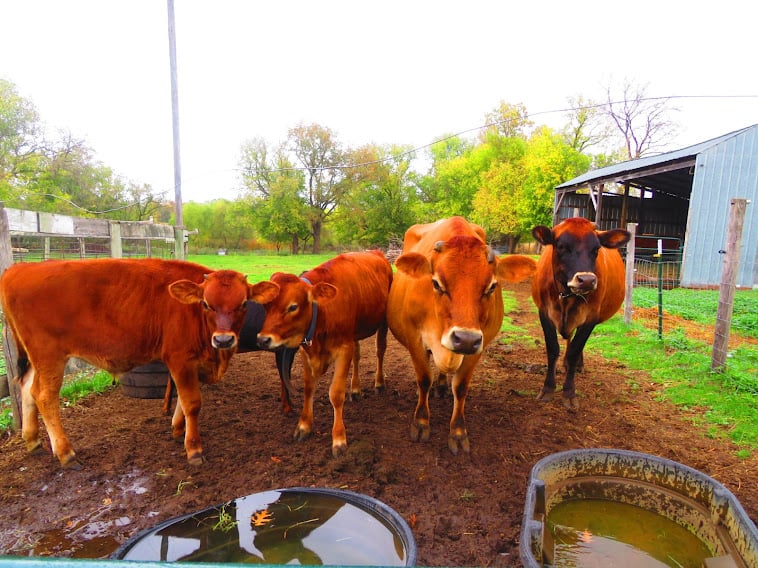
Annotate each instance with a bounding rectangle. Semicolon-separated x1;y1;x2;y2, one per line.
10;235;176;263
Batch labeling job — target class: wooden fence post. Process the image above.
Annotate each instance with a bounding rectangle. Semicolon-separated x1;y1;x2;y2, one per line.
712;198;749;371
0;207;22;428
109;221;123;258
623;222;637;324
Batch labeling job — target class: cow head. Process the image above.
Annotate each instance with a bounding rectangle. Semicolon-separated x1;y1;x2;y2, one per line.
532;217;630;296
254;272;337;350
169;270;260;350
396;236;536;356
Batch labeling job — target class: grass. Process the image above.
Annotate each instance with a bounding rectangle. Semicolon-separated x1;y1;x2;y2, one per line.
588;315;758;453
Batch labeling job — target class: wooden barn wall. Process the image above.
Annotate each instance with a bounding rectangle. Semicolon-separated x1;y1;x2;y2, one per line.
556;192;689;241
681;128;758;288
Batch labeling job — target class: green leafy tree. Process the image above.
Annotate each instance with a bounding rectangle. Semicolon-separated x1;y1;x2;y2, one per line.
332;143;420;247
288;123;346;253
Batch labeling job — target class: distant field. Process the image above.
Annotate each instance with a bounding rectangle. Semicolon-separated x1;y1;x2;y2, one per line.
187;253;336;282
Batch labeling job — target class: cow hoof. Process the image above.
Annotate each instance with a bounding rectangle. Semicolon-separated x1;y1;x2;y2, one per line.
293;427;312;442
331;443;347;457
26;440;44;455
563;396;579;412
187;452;206;466
60;453;83;470
448;433;471;455
536;388;555;402
374;385;386;395
410;422;430;443
348;390;361;402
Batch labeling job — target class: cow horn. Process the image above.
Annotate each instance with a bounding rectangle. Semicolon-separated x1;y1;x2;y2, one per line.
434;241;445;252
203;274;210;280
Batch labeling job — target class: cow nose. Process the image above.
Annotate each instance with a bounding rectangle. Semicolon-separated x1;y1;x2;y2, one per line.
570;272;597;292
213;333;237;349
257;335;272;350
450;330;483;354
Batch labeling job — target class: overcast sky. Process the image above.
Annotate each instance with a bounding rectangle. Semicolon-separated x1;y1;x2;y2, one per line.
2;1;757;205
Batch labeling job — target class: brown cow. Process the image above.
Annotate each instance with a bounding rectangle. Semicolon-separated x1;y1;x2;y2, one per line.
387;217;537;454
531;217;631;410
0;258;270;469
253;250;393;457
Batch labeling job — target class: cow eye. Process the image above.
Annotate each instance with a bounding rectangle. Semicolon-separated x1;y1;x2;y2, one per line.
287;303;298;314
484;281;498;296
591;246;600;258
431;278;445;295
201;300;213;312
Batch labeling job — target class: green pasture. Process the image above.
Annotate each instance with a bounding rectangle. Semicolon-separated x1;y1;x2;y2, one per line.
1;253;756;458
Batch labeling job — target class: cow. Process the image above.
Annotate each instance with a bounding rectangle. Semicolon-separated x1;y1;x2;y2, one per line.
531;217;631;410
387;217;537;454
252;250;393;457
0;258;272;469
162;303;297;415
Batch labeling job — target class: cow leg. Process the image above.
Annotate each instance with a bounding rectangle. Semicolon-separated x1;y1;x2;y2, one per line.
276;350;294;414
171;396;185;439
561;324;595;411
448;357;478;454
408;344;433;443
295;353;320;442
29;364;80;469
328;347;352;457
536;311;560;402
19;367;42;454
162;375;175;416
373;322;388;393
348;341;361;401
171;371;205;465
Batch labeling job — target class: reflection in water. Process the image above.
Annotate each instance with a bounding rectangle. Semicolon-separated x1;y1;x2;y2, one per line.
547;499;713;568
116;488;410;565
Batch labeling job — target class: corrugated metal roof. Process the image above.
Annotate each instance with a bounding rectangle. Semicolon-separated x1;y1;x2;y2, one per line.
556;124;757;190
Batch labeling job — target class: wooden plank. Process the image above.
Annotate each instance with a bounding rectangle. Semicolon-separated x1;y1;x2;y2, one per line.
5;208;39;233
72;217;111;238
0;208;22;428
39;212;75;235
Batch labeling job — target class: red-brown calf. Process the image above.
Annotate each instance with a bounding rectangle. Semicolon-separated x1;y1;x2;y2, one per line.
252;250;393;457
0;258;269;469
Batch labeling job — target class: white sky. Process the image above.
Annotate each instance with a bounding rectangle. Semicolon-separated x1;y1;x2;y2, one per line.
2;0;757;205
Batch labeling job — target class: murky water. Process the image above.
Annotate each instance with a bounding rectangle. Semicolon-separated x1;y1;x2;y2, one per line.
546;499;714;567
114;489;411;565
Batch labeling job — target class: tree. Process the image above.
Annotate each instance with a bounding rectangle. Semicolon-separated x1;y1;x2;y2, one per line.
332;143;420;247
288;123;346;253
239;136;309;253
479;101;533;141
603;78;679;159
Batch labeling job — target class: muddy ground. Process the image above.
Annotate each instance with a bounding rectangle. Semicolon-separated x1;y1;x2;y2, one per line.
0;280;756;566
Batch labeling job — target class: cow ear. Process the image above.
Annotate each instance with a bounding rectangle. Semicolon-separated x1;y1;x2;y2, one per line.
395;252;432;278
496;255;537;284
311;282;338;304
168;279;204;304
599;229;631;249
248;280;280;304
532;225;554;246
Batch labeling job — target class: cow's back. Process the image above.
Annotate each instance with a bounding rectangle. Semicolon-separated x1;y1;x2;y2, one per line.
1;258;211;373
305;250;392;341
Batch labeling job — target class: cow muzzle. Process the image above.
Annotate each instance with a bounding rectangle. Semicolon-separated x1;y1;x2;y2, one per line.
212;332;238;350
567;272;597;295
442;327;483;355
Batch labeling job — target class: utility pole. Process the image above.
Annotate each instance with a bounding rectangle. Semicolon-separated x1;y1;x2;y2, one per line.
167;0;185;258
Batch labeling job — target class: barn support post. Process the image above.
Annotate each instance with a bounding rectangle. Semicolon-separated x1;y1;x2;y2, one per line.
0;207;22;428
712;198;748;371
623;223;637;324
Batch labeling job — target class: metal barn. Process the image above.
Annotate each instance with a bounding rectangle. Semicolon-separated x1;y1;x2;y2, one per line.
552;124;758;289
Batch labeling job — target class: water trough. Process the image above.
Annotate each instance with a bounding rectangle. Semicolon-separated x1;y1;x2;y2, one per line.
520;448;758;567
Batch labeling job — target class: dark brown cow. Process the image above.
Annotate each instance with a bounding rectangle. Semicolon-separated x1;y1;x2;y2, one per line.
531;217;631;410
0;258;271;468
252;250;393;456
387;217;537;454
